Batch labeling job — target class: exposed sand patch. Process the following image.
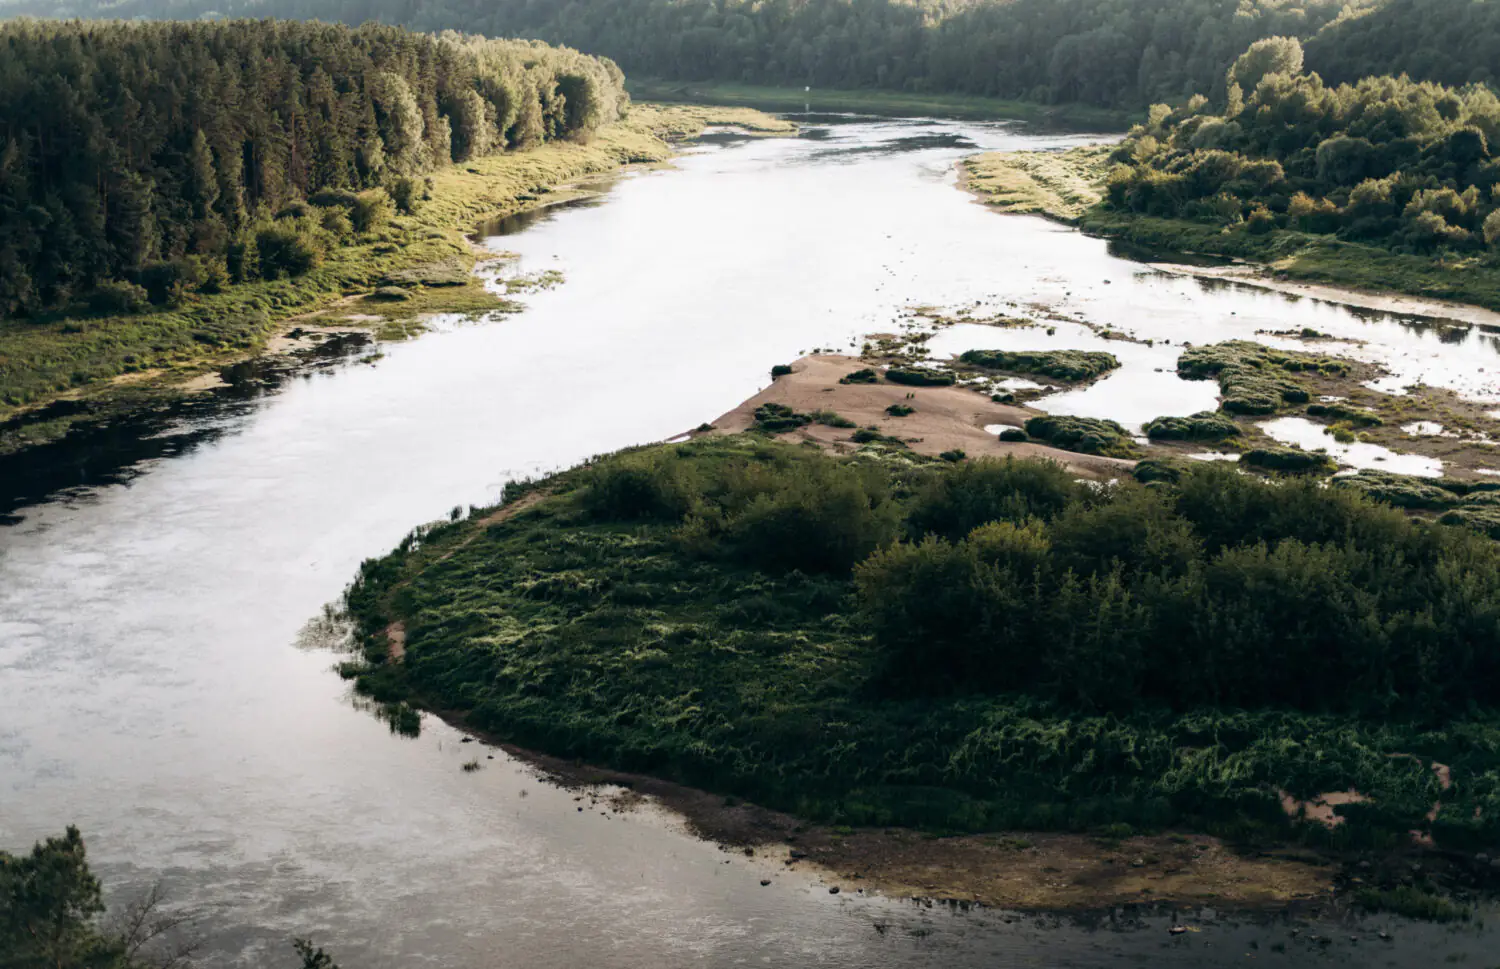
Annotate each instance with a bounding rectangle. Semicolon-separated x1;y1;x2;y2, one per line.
384;621;406;662
699;354;1133;478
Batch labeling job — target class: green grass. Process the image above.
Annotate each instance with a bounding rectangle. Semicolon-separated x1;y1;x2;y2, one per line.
627;79;1133;130
962;146;1112;223
344;436;1500;843
1354;886;1472;922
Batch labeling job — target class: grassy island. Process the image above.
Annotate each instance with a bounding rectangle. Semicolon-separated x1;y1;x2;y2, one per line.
345;436;1500;853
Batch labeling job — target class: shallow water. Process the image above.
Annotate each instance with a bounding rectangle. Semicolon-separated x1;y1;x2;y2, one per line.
3;115;1499;967
1261;416;1446;477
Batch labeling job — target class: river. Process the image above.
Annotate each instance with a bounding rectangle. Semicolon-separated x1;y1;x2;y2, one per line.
2;115;1497;967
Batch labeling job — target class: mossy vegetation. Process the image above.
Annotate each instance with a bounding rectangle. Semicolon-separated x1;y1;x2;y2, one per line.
1177;341;1348;415
1240;447;1338;475
1143;411;1241;441
1022;414;1138;458
959;349;1120;382
839;369;879;385
1306;401;1382;426
345;436;1500;842
885;367;956;387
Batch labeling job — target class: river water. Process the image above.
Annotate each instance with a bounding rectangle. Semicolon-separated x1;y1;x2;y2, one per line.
3;116;1498;967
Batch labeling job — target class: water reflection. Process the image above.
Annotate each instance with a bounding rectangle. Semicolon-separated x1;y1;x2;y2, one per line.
3;115;1499;968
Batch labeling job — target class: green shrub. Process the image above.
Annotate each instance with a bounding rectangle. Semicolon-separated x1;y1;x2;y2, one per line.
85;280;149;315
940;449;967;462
839;368;878;384
1143;411;1240;440
885;403;915;417
907;456;1088;539
255;222;324;278
998;427;1027;442
960;349;1120;381
811;410;856;428
753;402;811;432
581;452;701;521
139;258;204;305
1023;414;1137;457
1240;447;1337;474
771;364;793;379
350;188;396;233
371;286;412;301
886;368;956;387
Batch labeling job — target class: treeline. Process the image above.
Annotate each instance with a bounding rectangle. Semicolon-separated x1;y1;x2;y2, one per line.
21;0;1500;114
0;0;1367;109
1105;37;1500;255
0;19;627;316
577;444;1500;716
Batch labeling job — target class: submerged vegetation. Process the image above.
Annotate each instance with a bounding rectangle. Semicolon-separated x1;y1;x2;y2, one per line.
345;436;1500;842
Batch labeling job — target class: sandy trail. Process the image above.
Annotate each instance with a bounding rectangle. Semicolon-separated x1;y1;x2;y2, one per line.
700;354;1134;478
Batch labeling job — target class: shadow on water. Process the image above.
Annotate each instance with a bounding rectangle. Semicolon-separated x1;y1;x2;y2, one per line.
471;194;610;240
0;332;371;525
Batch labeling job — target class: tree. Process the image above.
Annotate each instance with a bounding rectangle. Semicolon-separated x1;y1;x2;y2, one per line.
0;826;119;969
1227;36;1304;91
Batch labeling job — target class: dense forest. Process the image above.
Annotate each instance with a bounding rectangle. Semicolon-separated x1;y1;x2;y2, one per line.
12;0;1500;114
0;19;627;316
1104;36;1500;256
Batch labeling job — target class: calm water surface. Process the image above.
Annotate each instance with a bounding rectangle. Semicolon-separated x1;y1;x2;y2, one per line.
3;116;1498;967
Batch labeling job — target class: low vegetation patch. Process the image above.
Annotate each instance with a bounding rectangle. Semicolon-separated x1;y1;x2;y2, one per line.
1306;402;1382;427
1177;341;1347;415
959;349;1120;382
752;402;812;433
1023;414;1138;458
885;367;956;387
840;368;879;385
885;403;915;417
346;437;1500;841
1143;411;1241;441
1240;447;1337;475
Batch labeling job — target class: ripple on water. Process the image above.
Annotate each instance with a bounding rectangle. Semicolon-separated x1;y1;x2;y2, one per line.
1260;417;1444;477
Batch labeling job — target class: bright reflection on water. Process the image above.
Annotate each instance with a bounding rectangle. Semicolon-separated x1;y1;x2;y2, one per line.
1261;416;1446;477
2;116;1498;967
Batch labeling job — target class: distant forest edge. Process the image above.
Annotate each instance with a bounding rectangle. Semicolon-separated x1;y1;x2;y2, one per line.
0;19;627;317
6;0;1500;113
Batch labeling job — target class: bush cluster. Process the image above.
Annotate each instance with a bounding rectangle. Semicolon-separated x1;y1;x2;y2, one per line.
960;349;1121;381
572;444;1500;718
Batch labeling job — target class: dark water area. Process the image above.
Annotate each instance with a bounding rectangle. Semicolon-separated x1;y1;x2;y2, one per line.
2;115;1498;967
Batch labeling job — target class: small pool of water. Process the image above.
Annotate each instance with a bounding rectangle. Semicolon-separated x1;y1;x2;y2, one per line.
1260;417;1445;477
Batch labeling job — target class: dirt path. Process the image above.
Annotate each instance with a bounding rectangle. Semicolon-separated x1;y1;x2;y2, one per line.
701;354;1133;478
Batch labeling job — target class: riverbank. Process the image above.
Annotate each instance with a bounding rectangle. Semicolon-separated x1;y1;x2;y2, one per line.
0;104;792;458
628;78;1133;130
961;146;1500;312
343;426;1500;916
